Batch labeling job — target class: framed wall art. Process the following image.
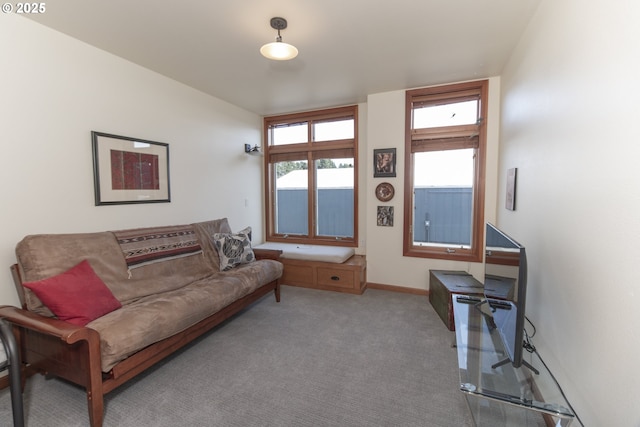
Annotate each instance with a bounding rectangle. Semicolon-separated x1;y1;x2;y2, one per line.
373;148;396;178
377;206;394;226
92;131;171;206
505;167;517;211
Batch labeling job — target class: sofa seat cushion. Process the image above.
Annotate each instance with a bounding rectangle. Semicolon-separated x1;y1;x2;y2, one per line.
88;259;283;372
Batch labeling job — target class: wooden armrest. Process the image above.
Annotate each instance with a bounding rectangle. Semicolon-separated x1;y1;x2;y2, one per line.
253;248;283;261
0;305;97;344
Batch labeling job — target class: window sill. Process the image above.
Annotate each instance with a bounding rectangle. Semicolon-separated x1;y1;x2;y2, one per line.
403;246;481;263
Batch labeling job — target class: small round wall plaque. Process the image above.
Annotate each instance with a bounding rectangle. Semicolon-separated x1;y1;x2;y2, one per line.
375;182;395;202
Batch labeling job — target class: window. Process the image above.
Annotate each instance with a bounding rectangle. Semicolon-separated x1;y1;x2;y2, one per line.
404;80;488;262
264;106;358;246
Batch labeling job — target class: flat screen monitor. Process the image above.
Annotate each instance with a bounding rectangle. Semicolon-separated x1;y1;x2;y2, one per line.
484;223;534;372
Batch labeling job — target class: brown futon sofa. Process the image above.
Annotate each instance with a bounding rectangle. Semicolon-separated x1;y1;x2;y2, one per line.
0;218;283;427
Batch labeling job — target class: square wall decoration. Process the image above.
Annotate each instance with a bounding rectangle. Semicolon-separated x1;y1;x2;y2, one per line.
505;168;517;211
377;206;394;226
92;131;170;205
373;148;396;177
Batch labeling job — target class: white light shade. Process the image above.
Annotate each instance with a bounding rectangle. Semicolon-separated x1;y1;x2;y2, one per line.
260;41;298;60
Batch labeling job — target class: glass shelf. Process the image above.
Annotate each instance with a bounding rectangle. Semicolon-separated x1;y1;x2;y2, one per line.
453;295;575;427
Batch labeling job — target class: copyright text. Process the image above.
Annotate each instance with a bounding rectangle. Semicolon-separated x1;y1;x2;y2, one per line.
2;3;46;14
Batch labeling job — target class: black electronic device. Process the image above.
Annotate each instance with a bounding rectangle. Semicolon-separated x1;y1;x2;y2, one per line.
456;295;482;304
484;223;538;374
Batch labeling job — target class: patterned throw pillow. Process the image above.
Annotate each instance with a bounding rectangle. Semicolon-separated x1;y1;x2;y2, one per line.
212;227;255;271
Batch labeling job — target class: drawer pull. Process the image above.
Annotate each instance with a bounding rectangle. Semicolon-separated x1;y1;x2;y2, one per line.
331;276;340;281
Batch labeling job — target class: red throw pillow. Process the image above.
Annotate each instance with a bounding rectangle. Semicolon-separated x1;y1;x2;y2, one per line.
22;260;122;326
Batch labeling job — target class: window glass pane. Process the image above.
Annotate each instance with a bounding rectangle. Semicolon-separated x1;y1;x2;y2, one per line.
275;160;308;235
272;122;308;145
413;149;474;246
413;100;478;129
315;158;354;238
313;119;355;142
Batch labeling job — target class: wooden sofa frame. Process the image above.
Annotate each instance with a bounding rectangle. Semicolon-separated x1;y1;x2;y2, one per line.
0;249;281;427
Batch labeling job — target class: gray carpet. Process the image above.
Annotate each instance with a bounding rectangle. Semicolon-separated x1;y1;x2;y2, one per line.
0;286;474;426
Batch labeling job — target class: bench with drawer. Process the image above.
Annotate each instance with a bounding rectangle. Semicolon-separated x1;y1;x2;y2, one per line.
254;243;366;294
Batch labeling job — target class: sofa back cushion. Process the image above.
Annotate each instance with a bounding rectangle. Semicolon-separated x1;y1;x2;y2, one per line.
16;223;220;316
191;218;233;271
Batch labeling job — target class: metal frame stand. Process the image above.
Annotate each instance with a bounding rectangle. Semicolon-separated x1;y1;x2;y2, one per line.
0;318;24;427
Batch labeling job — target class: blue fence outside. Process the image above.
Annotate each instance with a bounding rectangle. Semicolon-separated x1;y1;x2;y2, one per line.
276;187;471;244
413;187;472;245
276;189;354;237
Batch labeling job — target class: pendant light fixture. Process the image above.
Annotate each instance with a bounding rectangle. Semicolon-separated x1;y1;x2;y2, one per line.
260;17;298;61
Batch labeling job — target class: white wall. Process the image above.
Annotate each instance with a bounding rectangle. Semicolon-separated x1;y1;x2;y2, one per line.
499;0;640;425
0;16;264;307
365;78;502;289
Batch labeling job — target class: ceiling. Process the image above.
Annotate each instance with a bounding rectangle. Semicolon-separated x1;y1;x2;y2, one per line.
26;0;540;116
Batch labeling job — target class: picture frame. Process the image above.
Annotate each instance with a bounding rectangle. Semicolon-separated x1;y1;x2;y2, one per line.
377;206;394;226
92;131;170;206
505;167;517;211
373;148;396;178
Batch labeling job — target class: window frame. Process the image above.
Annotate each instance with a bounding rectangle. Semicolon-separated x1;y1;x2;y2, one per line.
403;80;488;262
263;105;358;247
